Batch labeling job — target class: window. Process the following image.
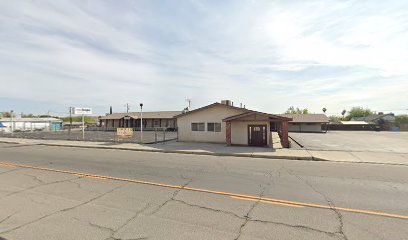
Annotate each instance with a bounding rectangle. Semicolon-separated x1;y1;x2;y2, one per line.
191;123;205;131
207;122;221;132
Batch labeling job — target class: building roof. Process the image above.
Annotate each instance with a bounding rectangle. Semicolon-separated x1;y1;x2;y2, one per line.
175;102;292;122
175;102;250;118
99;111;181;120
340;121;369;125
0;117;62;122
223;111;292;122
279;114;329;123
353;114;395;122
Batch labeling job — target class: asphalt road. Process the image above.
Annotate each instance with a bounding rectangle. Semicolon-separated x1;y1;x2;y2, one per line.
0;143;407;240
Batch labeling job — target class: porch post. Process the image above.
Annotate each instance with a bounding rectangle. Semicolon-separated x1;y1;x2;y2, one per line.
226;121;231;146
281;121;289;148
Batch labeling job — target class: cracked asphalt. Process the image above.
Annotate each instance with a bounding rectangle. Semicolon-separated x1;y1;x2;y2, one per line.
0;143;407;240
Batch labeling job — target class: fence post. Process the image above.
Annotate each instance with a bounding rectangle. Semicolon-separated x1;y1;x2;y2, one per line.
163;128;166;144
155;128;157;143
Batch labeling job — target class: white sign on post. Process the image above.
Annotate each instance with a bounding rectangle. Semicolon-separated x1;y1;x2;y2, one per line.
73;107;92;115
72;107;92;141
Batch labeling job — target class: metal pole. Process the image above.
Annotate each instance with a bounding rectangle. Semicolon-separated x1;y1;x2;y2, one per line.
140;103;143;144
69;107;72;137
82;114;85;141
10;110;14;134
163;128;165;144
155;128;157;143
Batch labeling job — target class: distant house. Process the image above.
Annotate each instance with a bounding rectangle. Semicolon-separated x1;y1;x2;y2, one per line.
99;111;181;130
353;113;395;130
0;118;63;132
279;114;329;133
175;101;292;148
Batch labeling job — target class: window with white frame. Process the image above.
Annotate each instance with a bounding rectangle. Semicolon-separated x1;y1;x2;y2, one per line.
207;122;221;132
191;122;205;131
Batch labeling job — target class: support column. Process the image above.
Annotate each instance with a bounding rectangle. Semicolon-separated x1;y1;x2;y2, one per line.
226;121;231;146
281;121;289;148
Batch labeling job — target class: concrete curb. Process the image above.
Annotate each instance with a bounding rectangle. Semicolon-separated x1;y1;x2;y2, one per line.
35;142;320;161
0;139;319;161
5;139;407;165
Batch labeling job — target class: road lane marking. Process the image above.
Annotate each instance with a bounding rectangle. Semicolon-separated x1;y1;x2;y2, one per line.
73;173;107;180
0;163;14;167
231;196;304;208
1;161;407;220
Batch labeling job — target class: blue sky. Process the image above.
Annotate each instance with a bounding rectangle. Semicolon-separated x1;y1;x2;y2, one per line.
0;0;407;116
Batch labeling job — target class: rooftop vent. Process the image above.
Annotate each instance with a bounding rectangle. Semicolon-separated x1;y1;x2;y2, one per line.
221;100;233;106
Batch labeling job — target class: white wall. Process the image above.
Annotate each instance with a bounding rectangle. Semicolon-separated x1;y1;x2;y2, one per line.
0;121;51;132
231;121;271;146
177;105;247;143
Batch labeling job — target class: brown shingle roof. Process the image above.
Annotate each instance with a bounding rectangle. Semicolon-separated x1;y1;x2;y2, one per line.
279;114;329;123
99;111;181;120
175;103;250;118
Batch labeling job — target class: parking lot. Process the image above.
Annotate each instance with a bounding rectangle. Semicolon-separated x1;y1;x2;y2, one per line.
0;130;178;144
290;131;408;153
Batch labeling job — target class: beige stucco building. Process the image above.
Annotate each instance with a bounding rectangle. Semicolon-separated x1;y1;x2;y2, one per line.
280;114;329;133
176;102;291;148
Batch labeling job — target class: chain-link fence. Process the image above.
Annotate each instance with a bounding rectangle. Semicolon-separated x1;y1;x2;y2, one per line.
0;127;178;144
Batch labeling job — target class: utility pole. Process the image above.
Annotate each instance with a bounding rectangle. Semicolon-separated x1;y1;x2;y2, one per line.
185;99;191;110
125;103;130;113
140;103;143;144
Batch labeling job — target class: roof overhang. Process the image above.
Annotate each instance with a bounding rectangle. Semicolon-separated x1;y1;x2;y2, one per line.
223;111;292;122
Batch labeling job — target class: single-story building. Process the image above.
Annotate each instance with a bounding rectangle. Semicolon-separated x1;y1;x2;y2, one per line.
99;111;181;130
279;114;329;133
175;101;292;148
0;118;63;132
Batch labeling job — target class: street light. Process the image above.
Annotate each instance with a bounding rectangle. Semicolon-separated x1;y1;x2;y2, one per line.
140;103;143;144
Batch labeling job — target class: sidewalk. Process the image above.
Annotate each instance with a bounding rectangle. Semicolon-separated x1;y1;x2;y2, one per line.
1;137;407;166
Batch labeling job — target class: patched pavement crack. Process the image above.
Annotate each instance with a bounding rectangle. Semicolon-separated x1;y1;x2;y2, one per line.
23;173;46;184
0;176;82;200
234;186;266;240
0;184;124;235
250;218;337;238
148;179;193;215
0;212;18;225
283;164;349;240
107;203;151;240
172;199;245;220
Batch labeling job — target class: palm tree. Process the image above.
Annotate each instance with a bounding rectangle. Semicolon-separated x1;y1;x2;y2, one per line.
341;110;346;120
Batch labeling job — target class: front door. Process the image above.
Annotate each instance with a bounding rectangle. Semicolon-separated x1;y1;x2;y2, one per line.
248;125;267;146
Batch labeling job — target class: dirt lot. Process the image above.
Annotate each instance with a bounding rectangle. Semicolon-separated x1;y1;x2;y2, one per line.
0;130;177;144
290;131;408;153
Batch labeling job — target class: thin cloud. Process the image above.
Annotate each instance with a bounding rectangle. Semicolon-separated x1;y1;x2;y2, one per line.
0;0;407;115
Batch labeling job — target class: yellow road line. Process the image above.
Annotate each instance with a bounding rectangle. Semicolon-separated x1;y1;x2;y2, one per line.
1;161;407;220
231;196;304;208
73;173;107;180
0;163;14;167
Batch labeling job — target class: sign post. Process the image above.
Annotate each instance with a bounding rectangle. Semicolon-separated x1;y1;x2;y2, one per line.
73;107;92;141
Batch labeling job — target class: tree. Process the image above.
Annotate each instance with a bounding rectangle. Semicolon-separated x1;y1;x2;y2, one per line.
345;107;374;120
285;106;309;114
395;115;408;126
1;112;11;118
329;115;341;123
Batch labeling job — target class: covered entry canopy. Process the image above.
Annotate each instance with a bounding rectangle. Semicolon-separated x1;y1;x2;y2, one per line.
223;111;292;148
